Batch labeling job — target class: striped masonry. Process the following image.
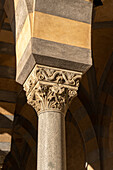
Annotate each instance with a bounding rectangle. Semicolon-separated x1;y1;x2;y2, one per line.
0;16;20;168
3;0;93;83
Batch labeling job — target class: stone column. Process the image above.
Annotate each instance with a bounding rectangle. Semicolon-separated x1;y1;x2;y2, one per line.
23;64;82;170
38;110;66;170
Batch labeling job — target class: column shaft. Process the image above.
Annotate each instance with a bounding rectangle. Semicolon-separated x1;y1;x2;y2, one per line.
38;110;66;170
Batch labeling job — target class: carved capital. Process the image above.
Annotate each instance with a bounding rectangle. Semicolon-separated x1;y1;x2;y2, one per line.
23;65;82;114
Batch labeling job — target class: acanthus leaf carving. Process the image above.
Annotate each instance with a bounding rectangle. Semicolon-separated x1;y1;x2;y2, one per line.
24;65;82;114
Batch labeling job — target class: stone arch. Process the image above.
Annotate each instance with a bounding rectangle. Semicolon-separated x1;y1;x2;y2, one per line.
8;89;38;169
96;61;113;169
68;97;101;170
0;9;18;167
97;52;113;99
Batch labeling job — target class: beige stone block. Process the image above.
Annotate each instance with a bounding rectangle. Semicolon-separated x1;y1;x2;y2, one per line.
33;11;91;49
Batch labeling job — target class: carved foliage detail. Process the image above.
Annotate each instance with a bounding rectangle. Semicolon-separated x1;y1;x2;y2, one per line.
24;65;82;114
36;67;81;86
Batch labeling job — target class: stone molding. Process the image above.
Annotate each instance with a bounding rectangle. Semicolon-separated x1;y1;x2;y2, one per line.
23;64;82;114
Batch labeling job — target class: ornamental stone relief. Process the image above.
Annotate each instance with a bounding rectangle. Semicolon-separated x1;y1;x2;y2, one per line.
23;65;82;114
